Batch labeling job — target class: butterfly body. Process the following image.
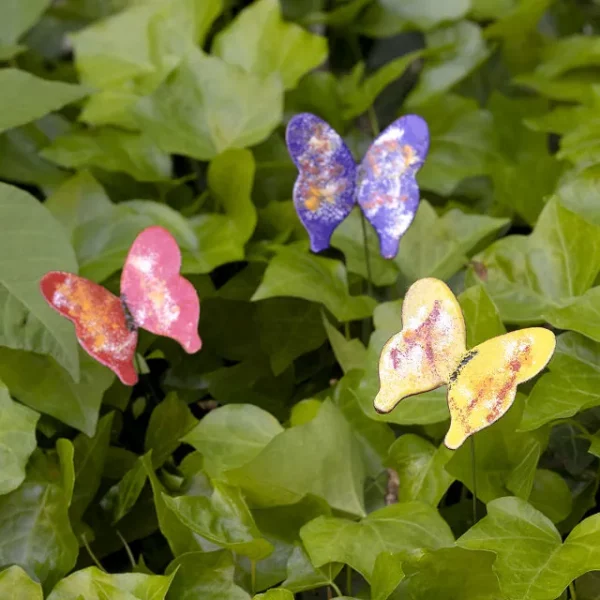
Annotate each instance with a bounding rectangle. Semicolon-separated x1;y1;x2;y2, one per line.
286;113;429;258
374;278;555;449
40;226;201;386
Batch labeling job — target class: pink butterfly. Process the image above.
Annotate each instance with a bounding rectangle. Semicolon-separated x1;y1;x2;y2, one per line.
40;226;201;385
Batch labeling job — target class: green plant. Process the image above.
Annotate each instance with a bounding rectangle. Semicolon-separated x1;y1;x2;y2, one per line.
2;0;600;598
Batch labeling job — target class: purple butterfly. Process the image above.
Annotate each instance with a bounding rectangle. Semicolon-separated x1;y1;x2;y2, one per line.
286;113;429;259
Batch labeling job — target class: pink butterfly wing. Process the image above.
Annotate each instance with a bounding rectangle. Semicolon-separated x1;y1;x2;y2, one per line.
40;272;138;385
121;226;201;353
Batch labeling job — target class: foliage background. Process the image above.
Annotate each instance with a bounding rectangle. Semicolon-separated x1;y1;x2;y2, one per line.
2;0;600;597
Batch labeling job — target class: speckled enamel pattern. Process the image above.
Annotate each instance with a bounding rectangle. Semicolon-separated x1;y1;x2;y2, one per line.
286;113;429;258
286;113;356;252
374;279;466;414
357;115;430;258
374;278;556;450
40;226;201;386
444;328;556;449
40;272;139;385
121;226;201;354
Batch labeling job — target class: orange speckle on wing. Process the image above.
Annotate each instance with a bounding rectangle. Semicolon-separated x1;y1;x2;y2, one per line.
402;145;417;166
305;196;320;211
56;279;116;351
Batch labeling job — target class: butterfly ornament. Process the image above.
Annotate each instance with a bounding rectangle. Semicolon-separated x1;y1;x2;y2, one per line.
374;278;556;449
40;226;201;386
286;113;429;259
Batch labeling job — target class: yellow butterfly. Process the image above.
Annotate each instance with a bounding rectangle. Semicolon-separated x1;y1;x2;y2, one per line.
374;278;556;449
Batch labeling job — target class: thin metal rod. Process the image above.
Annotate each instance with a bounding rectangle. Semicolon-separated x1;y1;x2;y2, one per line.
470;435;478;524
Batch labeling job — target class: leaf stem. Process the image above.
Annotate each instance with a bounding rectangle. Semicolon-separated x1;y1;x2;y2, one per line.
331;581;343;597
569;582;577;600
251;559;256;595
470;435;478;524
117;530;136;570
81;533;105;571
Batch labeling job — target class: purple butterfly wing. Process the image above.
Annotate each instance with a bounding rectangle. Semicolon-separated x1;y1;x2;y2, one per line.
357;115;429;259
286;113;356;253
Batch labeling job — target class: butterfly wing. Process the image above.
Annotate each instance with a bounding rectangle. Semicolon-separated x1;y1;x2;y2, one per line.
40;272;138;385
374;278;466;414
286;113;357;252
357;115;429;259
445;328;556;449
121;226;201;353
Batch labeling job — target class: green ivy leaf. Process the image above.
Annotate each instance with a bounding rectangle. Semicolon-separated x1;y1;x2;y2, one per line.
101;457;148;524
142;453;204;556
0;182;79;379
182;404;283;477
0;348;114;436
529;469;572;524
459;496;600;600
72;0;221;88
0;382;39;495
255;298;326;375
340;52;423;120
532;35;600;80
333;375;395;470
300;502;454;581
0;70;87;134
0;565;43;600
386;435;454;506
145;393;198;468
47;567;174;600
70;412;114;525
42;127;172;182
554;168;600;227
488;93;562;225
166;551;250;600
212;0;327;90
395;201;508;284
163;481;274;559
45;171;113;238
458;283;506;348
227;400;367;516
371;552;404;600
322;313;367;374
380;0;469;29
394;547;502;600
406;22;490;107
470;0;516;19
472;197;600;329
252;246;376;322
416;95;496;195
521;332;600;430
331;207;399;286
282;545;343;594
0;119;69;187
208;148;257;245
0;0;50;55
240;497;331;591
0;445;77;590
135;49;283;160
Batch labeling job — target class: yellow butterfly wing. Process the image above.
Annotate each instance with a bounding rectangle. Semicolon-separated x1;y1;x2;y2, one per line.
444;328;556;449
374;278;467;413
